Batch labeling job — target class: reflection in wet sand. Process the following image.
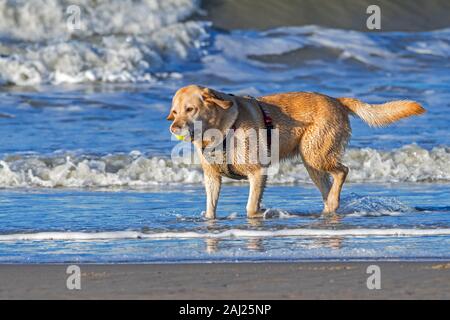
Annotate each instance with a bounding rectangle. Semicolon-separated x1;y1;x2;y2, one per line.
311;213;343;249
204;211;347;254
205;238;219;253
246;238;264;251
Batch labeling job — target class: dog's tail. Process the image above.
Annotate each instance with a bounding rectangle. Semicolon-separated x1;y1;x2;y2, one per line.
337;97;425;127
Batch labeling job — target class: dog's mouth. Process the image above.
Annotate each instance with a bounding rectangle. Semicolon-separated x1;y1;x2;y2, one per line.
174;125;224;145
173;127;195;142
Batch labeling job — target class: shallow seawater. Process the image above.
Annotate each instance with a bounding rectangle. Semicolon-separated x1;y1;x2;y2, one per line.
0;184;449;263
0;0;449;262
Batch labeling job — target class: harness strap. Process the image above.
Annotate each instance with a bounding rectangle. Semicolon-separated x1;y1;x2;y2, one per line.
259;102;273;153
223;124;246;180
208;94;274;180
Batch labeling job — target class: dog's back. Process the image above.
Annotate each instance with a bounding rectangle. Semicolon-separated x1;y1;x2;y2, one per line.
258;92;352;160
256;91;424;212
259;91;424;130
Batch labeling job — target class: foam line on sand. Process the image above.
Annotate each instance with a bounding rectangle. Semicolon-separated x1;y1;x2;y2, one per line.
1;228;450;241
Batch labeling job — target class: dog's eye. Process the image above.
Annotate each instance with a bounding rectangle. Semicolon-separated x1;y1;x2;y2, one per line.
186;106;194;113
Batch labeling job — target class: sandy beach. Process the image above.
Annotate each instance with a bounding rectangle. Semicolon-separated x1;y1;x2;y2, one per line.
0;262;449;299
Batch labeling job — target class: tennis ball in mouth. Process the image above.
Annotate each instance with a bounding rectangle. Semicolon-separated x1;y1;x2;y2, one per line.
174;134;186;141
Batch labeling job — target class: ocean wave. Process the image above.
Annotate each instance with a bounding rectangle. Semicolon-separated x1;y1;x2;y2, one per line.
1;0;450;86
0;0;208;85
200;26;450;83
339;195;413;217
1;228;450;241
0;0;201;41
0;144;448;188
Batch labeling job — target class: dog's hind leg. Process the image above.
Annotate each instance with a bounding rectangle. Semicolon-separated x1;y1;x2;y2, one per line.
300;117;350;213
304;164;332;205
305;162;348;214
324;163;348;213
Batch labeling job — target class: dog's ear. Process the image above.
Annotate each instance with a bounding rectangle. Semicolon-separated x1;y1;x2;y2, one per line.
201;88;233;110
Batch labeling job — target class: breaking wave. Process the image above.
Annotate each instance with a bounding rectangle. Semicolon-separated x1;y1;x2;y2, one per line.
0;144;448;189
1;0;450;86
1;228;450;241
0;0;208;85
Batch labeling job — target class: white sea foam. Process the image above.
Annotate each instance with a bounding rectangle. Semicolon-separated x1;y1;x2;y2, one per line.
1;228;450;241
267;26;399;66
340;195;413;216
200;26;450;82
407;40;450;57
0;144;448;188
0;0;201;41
0;0;207;85
1;1;450;86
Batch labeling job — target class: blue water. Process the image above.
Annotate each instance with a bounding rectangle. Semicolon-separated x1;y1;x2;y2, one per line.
0;2;449;263
0;184;449;262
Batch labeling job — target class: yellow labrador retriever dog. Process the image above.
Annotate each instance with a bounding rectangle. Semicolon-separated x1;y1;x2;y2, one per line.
167;85;425;219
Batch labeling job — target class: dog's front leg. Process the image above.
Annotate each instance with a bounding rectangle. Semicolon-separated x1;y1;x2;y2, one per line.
246;170;267;218
204;171;222;219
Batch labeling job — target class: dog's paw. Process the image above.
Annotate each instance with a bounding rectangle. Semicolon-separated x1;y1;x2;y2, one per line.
247;210;265;219
202;211;216;220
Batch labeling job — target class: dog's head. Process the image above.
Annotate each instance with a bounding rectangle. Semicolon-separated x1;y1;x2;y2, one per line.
167;85;236;142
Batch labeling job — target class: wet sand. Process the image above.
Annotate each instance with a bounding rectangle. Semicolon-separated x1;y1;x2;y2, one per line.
0;262;449;299
200;0;450;31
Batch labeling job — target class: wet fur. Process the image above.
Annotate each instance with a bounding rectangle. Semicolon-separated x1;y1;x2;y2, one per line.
167;85;425;218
